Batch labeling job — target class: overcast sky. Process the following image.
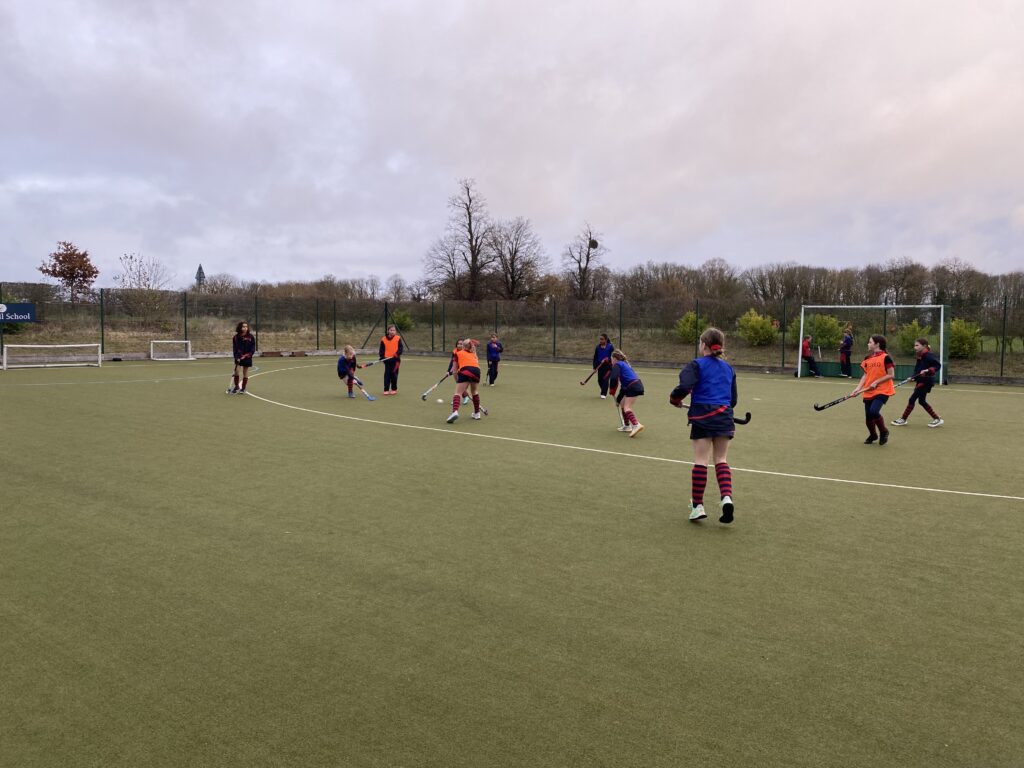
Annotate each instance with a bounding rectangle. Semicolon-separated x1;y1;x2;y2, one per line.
2;0;1022;291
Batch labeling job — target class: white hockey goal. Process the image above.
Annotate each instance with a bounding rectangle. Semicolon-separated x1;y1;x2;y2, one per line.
797;304;947;382
150;340;194;360
2;343;103;370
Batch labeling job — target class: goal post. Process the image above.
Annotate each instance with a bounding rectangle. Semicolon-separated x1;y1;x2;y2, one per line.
798;305;947;384
2;343;103;370
150;340;194;361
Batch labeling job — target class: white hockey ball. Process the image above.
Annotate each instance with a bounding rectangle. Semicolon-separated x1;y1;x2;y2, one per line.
436;398;444;403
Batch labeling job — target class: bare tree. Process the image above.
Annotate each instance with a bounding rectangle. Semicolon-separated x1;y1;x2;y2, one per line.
489;217;548;300
113;253;172;290
203;273;241;293
883;257;929;305
385;274;408;303
930;257;992;306
423;179;496;300
562;224;604;300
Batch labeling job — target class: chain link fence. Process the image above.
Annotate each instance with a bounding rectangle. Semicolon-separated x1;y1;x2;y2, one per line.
2;283;1021;379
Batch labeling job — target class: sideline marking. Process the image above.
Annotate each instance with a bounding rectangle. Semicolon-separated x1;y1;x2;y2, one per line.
244;368;1024;503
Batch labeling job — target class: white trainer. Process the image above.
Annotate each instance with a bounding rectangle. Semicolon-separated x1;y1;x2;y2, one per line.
629;423;645;438
891;418;907;426
446;411;459;424
688;503;707;522
617;425;632;432
471;412;481;420
928;418;944;428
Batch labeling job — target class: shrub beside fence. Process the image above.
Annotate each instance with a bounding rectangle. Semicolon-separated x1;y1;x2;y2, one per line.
1;283;1022;379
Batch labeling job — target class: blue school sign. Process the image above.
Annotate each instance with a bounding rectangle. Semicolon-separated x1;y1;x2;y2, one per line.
0;303;37;322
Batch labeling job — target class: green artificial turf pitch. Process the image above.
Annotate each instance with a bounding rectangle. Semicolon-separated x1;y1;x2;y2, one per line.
2;356;1023;767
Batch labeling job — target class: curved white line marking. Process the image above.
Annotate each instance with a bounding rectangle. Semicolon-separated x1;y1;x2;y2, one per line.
243;384;1024;503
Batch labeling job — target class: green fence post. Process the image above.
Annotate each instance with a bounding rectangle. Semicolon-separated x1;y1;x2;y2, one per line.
694;299;700;359
1000;295;1008;377
431;301;435;352
494;301;498;334
441;302;446;352
253;291;259;351
552;300;557;359
315;298;320;351
333;300;337;351
99;288;105;353
781;297;787;368
182;291;188;341
614;299;622;350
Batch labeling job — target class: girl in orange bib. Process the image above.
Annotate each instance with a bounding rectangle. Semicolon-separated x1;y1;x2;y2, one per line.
854;334;896;445
446;339;487;423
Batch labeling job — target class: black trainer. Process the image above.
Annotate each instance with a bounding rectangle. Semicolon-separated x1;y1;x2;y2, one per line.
719;496;734;524
879;431;889;445
864;435;878;444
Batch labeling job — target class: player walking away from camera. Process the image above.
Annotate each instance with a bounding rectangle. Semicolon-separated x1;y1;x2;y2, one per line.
839;324;854;377
229;321;256;394
800;335;823;377
593;333;615;398
486;333;504;385
855;334;896;445
670;327;738;524
379;325;404;395
608;349;645;437
892;337;943;428
447;339;487;423
337;345;361;398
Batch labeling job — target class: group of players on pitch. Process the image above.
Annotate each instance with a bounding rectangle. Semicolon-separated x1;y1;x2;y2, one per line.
332;327;503;422
230;320;944;527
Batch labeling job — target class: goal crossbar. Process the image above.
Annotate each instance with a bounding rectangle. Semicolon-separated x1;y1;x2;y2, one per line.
2;343;103;370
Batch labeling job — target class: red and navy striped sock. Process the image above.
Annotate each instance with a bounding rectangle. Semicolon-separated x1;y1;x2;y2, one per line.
691;465;708;505
472;394;481;413
623;409;638;426
241;377;248;391
347;383;353;394
866;419;877;437
923;405;938;418
901;405;913;419
715;462;733;499
233;375;240;388
451;394;461;412
874;416;888;435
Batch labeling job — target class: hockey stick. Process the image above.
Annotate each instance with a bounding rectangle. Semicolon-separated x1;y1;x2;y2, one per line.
421;372;452;400
733;412;752;424
813;389;866;411
225;363;260;394
812;375;916;411
350;376;377;401
580;358;610;386
359;356;395;369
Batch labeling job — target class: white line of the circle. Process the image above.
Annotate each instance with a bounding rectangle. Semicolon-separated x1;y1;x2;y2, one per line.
242;387;1024;502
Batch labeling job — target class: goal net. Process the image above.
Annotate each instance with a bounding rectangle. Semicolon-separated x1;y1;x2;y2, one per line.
797;304;948;383
150;340;194;361
2;343;103;370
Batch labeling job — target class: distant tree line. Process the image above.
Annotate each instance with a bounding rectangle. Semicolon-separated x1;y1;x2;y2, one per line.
22;179;1024;316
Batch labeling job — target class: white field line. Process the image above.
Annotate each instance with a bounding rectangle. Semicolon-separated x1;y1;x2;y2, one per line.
245;365;1024;503
0;363;260;386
